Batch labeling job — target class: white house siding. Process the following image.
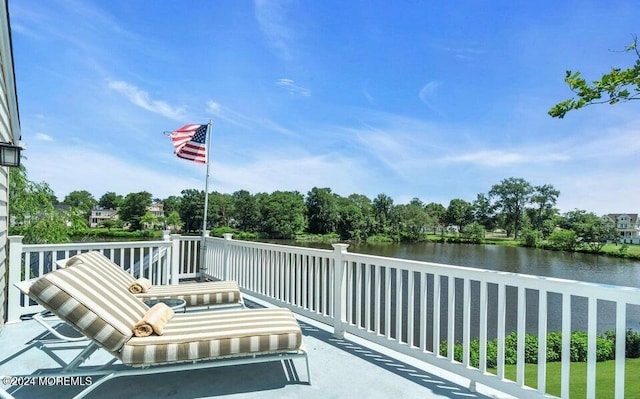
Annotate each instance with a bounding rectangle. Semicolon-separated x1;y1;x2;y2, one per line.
0;0;21;324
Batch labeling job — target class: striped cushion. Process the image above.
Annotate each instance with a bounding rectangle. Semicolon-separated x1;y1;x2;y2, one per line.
67;251;137;286
70;251;243;307
120;308;302;365
29;263;148;352
138;280;241;306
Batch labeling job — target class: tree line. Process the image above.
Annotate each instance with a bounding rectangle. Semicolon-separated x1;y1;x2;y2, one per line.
10;166;619;252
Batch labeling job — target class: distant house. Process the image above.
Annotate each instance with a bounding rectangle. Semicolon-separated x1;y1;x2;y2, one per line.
603;213;640;244
148;202;164;219
89;207;118;228
89;202;164;228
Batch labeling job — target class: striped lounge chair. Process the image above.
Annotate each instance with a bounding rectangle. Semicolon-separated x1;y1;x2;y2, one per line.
9;257;309;399
62;251;244;309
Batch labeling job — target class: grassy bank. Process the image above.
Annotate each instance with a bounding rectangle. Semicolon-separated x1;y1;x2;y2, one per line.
424;232;640;260
491;358;640;398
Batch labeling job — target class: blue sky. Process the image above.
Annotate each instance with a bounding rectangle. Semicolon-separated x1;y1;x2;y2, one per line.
8;0;640;214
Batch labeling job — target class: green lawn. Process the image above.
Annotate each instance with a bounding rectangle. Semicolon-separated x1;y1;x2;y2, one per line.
489;358;640;398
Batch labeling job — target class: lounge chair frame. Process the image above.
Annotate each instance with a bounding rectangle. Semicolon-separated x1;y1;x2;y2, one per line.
1;340;309;399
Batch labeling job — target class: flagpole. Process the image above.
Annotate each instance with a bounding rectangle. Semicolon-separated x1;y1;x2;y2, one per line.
199;120;212;280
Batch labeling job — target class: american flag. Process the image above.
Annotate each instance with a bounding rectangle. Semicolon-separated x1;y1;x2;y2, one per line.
167;124;207;164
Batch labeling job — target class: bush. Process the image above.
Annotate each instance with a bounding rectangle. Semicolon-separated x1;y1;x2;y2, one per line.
439;329;632;368
626;330;640;358
547;229;579;251
462;222;485;244
520;229;542;248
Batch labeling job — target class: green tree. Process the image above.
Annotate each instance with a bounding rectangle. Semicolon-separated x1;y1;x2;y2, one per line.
179;189;205;232
98;191;123;209
530;184;560;235
489;177;533;239
208;192;234;228
232;190;261;231
260;191;306;238
140;211;159;230
372;193;394;234
549;37;640;118
547;228;579;251
337;194;374;240
9;166;69;243
306;187;340;235
63;190;97;218
394;199;432;241
165;210;183;232
445;198;473;232
472;193;496;231
558;210;618;252
161;195;181;215
425;202;447;233
462;222;485;244
119;191;152;231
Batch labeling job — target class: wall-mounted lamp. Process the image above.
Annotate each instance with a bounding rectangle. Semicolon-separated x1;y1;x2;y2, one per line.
0;142;22;167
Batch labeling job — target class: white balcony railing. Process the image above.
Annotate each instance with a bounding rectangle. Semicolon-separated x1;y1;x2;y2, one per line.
204;235;640;399
6;233;640;399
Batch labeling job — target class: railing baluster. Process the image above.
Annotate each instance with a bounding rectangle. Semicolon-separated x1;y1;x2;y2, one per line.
420;272;428;352
561;294;571;398
497;283;506;379
365;263;372;332
462;278;470;367
586;296;597;399
356;261;362;328
479;280;488;373
537;289;548;394
517;287;526;386
615;302;626;399
433;274;441;357
408;271;415;347
447;277;455;361
384;266;391;339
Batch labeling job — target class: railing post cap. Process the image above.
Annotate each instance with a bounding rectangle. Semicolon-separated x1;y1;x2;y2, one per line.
8;235;24;243
332;243;349;252
223;233;233;240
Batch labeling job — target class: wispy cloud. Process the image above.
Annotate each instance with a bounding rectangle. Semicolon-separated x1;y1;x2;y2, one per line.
439;150;569;167
206;100;298;136
108;80;186;121
276;78;311;97
418;80;443;115
210;152;368;197
254;0;294;60
24;142;203;199
34;133;53;142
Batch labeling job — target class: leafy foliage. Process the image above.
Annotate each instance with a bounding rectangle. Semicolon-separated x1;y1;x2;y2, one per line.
489;177;534;239
63;190;97;218
441;329;640;369
9;167;72;243
119;191;152;231
306;187;340;234
260;191;306;239
550;37;640;118
98;191;123;209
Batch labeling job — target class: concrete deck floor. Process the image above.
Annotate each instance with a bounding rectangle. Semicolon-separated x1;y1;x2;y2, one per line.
0;299;513;399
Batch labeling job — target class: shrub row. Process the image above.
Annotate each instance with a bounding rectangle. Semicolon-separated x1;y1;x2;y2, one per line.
440;330;640;368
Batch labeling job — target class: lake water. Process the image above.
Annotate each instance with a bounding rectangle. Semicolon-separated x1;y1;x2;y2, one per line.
269;240;640;339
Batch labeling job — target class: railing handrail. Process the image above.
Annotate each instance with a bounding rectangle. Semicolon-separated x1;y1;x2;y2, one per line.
342;251;640;303
21;240;172;251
